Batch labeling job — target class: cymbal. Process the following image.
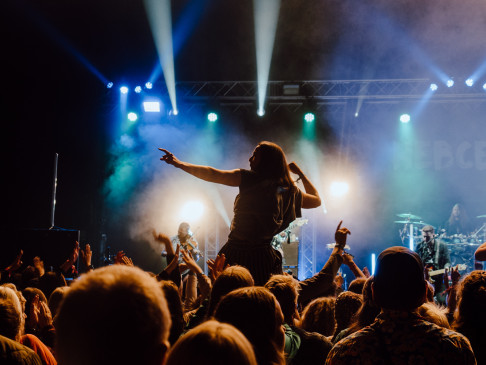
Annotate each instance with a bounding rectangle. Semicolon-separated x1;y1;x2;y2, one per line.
394;220;430;225
396;213;422;220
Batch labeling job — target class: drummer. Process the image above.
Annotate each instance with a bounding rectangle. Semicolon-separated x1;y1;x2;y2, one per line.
443;203;473;236
415;225;451;305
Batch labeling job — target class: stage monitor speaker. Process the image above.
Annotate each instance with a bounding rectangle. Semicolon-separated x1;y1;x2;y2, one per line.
2;228;80;271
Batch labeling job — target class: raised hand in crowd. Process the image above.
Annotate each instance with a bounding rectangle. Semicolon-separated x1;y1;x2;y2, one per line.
28;294;53;332
114;251;134;266
342;252;365;278
153;229;175;256
3;249;23;273
80;243;93;271
444;265;462;313
207;254;228;283
335;221;351;249
164;245;181;275
33;256;45;277
362;267;371;278
59;241;80;274
181;249;203;275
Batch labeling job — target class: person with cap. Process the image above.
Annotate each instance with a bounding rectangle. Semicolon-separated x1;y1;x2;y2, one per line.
415;225;451;304
326;246;475;364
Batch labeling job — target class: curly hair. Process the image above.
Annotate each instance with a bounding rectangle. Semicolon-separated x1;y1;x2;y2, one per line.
453;270;486;336
300;296;336;337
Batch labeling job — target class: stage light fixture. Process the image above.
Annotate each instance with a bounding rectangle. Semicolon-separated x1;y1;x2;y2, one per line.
429;83;438;91
145;82;153;89
143;101;161;112
400;114;411;123
304;112;315;123
134;86;142;93
465;78;474;87
446;79;454;88
120;86;129;94
483;83;486;90
257;108;265;117
207;112;218;122
106;82;114;89
172;109;179;116
127;112;138;122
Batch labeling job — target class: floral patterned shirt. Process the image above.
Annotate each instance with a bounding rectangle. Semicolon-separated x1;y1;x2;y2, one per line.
326;310;476;365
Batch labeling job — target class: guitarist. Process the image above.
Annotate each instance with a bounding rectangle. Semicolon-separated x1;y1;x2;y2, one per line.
415;225;451;305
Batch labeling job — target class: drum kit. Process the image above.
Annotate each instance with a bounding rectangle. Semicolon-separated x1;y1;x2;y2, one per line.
395;213;486;272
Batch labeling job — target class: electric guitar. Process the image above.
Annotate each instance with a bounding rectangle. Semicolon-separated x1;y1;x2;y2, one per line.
427;264;467;277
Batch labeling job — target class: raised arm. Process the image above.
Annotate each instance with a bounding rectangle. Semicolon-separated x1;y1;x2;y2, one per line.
288;162;321;208
159;148;241;187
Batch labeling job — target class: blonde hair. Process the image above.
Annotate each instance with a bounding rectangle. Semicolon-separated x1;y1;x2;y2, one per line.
55;265;171;365
166;320;257;365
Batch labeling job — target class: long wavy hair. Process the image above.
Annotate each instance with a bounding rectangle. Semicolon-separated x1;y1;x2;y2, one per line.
447;203;470;229
453;271;486;352
348;277;380;334
253;142;295;190
214;287;285;365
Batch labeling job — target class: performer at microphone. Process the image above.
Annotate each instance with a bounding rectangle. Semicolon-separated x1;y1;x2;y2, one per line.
170;222;200;260
414;225;451;305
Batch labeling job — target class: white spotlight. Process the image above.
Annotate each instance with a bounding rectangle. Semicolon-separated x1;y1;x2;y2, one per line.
134;86;142;93
145;82;153;89
400;114;411;123
172;109;179;116
127;112;138;122
429;83;438;91
330;181;349;197
120;86;129;94
465;78;474;87
446;79;454;88
483;83;486;90
179;200;205;222
257;108;265;117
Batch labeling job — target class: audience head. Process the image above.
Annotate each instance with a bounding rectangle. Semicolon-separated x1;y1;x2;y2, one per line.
38;271;67;299
251;141;293;186
373;246;426;311
264;274;300;324
349;276;380;331
165;320;257;365
347;277;366;295
159;280;184;345
454;270;486;329
334;290;362;336
300;296;336;337
206;265;254;318
214;286;285;365
48;286;70;318
55;265;171;365
0;286;24;341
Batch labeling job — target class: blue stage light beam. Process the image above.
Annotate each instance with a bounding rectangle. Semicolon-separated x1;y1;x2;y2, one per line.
144;0;178;115
13;0;109;85
253;0;281;116
147;0;209;86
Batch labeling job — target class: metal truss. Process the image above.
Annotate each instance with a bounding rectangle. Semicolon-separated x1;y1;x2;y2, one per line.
299;211;318;280
170;79;486;107
202;217;221;275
